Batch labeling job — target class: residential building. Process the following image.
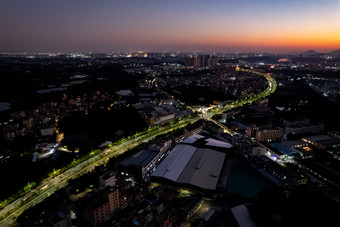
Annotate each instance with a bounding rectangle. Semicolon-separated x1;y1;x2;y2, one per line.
83;193;110;225
102;186;120;214
256;128;283;142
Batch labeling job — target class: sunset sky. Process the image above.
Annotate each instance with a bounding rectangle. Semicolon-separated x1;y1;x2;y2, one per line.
1;0;340;53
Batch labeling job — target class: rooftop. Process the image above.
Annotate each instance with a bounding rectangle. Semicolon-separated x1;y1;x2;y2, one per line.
151;144;196;182
270;142;299;157
116;89;133;96
177;148;226;190
120;149;159;168
182;134;204;144
303;135;340;147
205;138;232;149
303;135;332;142
151;143;227;191
182;134;232;149
281;140;306;147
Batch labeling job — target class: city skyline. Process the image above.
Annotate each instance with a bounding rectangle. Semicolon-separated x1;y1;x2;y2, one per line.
1;0;340;53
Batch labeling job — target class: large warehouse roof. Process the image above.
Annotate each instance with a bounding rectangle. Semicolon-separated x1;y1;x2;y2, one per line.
151;144;196;182
151;143;227;191
177;148;226;190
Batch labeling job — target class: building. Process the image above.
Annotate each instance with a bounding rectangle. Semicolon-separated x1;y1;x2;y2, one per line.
99;172;117;189
102;186;120;214
181;134;233;150
151;136;231;192
171;124;204;143
40;126;56;136
82;183;120;225
83;193;111;225
255;156;305;186
193;56;201;68
251;146;266;157
138;209;153;223
150;107;176;126
151;200;164;214
284;124;324;137
118;148;168;179
267;142;301;163
283;118;310;127
199;55;218;68
179;195;204;220
281;139;308;148
247;124;272;138
189;55;218;69
203;121;224;135
221;110;235;122
255;128;283;142
119;193;128;210
148;139;172;153
302;135;340;150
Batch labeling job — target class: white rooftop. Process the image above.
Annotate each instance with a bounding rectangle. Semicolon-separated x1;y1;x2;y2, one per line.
151;144;196;182
151;144;227;190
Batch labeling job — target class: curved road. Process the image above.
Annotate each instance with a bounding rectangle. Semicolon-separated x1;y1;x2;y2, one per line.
0;69;276;226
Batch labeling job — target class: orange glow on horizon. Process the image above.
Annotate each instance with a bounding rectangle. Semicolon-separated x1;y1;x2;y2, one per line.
149;29;340;52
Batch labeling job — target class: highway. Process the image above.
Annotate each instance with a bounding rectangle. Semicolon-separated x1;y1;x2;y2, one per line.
0;117;199;226
0;69;276;226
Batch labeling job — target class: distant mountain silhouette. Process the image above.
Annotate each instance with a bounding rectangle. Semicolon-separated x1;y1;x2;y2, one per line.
301;49;320;56
327;49;340;56
296;49;340;58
